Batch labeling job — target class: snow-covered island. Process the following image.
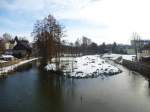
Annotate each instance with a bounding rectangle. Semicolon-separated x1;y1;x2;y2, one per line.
45;55;122;78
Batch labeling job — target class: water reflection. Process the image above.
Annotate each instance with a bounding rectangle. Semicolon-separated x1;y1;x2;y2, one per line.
122;67;150;102
1;62;150;112
34;73;65;112
15;63;33;72
33;69;78;112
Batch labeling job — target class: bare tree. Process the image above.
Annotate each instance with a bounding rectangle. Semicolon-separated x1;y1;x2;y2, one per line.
75;38;80;47
32;14;64;65
82;36;92;47
0;37;5;54
3;33;12;42
131;32;142;61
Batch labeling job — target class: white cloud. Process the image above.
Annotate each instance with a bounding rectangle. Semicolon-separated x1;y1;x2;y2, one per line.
0;0;44;11
66;0;150;44
1;0;150;44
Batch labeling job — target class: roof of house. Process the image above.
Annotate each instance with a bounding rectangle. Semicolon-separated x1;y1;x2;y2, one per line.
13;37;32;52
13;42;32;52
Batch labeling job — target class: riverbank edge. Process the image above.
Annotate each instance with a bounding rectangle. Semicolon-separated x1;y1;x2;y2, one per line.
0;58;38;79
105;55;150;78
122;59;150;78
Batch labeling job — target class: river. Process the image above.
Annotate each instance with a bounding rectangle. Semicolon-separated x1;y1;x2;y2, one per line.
0;61;150;112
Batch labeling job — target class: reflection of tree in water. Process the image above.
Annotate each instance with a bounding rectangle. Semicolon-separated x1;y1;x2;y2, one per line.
148;79;150;88
146;78;150;97
35;69;76;112
15;63;33;72
129;71;145;91
128;71;150;98
14;60;39;73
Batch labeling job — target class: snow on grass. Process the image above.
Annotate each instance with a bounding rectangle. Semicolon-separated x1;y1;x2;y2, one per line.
102;53;136;62
45;63;56;71
45;55;121;78
0;58;38;75
1;55;14;58
0;60;8;63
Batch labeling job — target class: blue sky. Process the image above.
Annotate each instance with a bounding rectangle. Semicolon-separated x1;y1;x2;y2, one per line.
0;0;150;44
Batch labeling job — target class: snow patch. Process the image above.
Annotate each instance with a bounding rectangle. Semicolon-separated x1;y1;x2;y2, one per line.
45;55;121;78
45;63;56;71
102;53;136;62
0;58;38;75
0;60;8;63
1;55;14;58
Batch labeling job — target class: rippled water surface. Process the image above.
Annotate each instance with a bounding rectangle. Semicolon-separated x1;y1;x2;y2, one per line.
0;62;150;112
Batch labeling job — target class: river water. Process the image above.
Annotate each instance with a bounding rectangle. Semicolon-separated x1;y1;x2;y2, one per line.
0;61;150;112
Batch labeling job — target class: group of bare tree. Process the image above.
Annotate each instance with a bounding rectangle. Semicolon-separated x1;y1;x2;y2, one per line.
73;36;127;55
0;38;5;54
32;14;64;65
0;33;13;54
131;32;143;61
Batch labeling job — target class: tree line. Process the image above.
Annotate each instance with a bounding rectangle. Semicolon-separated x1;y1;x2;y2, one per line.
32;14;128;65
